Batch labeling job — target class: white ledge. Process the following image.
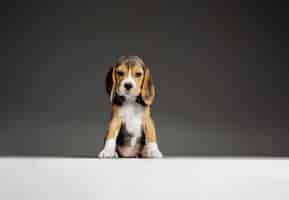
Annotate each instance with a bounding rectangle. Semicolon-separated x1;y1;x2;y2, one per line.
1;157;289;200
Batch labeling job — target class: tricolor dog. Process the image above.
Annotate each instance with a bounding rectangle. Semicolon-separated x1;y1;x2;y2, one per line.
98;56;163;158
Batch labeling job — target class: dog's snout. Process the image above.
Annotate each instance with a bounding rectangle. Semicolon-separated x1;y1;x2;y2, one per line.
124;83;133;90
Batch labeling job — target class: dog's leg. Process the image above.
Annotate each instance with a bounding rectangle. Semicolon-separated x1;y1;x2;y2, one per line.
98;113;121;158
141;108;163;158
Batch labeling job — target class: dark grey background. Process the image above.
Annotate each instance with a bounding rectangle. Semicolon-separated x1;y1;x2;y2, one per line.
1;0;288;157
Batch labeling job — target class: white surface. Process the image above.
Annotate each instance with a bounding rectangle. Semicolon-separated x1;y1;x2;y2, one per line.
0;157;289;200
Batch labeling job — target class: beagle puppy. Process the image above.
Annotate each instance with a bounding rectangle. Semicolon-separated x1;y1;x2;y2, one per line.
98;56;163;158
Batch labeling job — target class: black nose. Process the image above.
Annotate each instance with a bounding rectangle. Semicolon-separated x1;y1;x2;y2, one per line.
124;83;133;90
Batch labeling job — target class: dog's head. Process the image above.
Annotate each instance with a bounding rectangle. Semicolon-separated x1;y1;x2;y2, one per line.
105;56;155;106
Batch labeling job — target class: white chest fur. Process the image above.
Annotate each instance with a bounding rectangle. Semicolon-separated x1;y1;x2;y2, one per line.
118;101;144;141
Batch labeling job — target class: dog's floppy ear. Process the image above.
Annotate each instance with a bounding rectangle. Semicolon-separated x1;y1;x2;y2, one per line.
141;67;155;106
105;66;116;103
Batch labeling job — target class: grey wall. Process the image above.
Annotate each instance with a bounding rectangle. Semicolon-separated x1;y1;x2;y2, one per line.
1;0;288;157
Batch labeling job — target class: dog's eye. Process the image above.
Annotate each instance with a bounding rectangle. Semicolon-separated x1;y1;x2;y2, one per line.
117;71;124;76
135;72;142;77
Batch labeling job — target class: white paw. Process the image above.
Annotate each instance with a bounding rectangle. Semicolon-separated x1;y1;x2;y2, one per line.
142;143;163;158
98;148;118;158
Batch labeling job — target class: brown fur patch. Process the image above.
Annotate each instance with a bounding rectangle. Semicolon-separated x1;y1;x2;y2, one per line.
105;105;122;140
142;107;157;143
140;67;155;106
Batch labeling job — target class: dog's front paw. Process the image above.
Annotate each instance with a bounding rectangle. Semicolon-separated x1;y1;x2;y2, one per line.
98;148;118;158
142;143;163;158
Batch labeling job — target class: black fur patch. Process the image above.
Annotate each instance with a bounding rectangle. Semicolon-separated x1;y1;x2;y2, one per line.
105;67;113;96
116;124;145;146
112;94;125;106
136;95;146;106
